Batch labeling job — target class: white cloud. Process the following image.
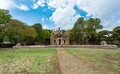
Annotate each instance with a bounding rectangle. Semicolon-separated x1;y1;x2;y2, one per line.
32;0;68;9
41;17;49;23
50;4;80;29
32;0;45;9
32;3;39;9
17;4;30;11
0;0;15;9
49;0;80;29
32;0;81;29
76;0;120;30
47;0;68;8
41;17;45;23
0;0;30;11
1;0;120;30
33;0;120;30
43;24;49;29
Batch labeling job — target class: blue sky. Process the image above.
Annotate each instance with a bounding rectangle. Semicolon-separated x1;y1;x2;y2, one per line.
10;3;55;29
0;0;120;30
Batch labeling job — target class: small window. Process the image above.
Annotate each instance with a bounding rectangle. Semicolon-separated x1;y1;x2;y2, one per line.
54;40;56;44
64;40;66;44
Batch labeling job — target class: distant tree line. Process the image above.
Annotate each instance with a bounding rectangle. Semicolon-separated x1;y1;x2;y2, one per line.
0;9;51;45
69;17;120;46
0;9;120;46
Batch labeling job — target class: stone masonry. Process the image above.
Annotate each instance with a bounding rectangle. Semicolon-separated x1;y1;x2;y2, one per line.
51;28;69;45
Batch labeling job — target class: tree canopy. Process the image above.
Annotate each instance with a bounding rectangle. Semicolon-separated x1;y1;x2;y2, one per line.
0;9;12;24
70;17;103;45
112;26;120;45
4;19;37;44
0;9;120;46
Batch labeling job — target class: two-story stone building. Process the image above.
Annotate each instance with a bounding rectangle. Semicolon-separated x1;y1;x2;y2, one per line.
51;28;69;45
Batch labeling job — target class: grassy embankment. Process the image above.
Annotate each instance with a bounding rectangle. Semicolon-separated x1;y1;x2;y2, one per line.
0;48;58;74
65;48;120;74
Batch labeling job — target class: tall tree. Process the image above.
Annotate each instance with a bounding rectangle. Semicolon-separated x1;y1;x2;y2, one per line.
32;23;42;32
42;29;51;45
112;26;120;46
98;30;112;44
70;17;86;44
86;18;103;30
0;9;12;42
23;26;37;45
70;17;103;45
32;23;43;44
0;9;12;24
5;19;37;44
73;17;85;29
86;18;103;44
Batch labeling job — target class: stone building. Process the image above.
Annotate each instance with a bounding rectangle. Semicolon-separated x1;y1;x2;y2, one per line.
51;28;69;45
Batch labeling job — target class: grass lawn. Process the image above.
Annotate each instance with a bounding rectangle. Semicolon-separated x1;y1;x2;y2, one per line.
65;48;120;74
0;48;58;74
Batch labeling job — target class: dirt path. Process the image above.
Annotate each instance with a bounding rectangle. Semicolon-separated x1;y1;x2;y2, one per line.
57;49;96;74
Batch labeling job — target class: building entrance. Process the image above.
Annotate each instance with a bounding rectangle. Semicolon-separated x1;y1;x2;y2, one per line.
59;39;61;45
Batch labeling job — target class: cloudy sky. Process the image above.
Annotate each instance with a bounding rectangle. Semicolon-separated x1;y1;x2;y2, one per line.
0;0;120;30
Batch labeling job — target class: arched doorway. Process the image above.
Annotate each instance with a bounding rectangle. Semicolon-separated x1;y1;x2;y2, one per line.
58;39;61;45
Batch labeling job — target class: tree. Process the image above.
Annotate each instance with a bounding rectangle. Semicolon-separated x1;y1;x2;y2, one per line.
42;29;51;45
70;17;103;45
85;18;103;44
70;17;86;44
112;26;120;46
5;19;37;45
0;9;12;42
32;23;42;32
86;18;103;30
32;23;43;44
23;26;37;45
73;17;85;29
98;30;112;44
0;9;12;24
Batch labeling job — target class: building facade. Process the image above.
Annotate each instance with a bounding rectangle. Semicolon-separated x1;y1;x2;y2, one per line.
51;28;69;45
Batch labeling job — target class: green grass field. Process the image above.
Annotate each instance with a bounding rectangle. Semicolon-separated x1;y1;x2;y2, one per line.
65;48;120;74
0;48;120;74
0;48;58;74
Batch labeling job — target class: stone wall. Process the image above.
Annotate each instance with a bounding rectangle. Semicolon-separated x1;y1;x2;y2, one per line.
13;45;118;49
46;45;117;49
